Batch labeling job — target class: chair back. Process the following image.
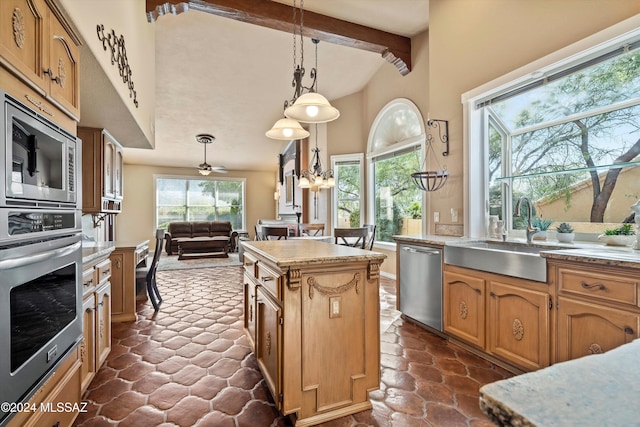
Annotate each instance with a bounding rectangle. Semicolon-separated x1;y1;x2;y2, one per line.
300;223;325;236
262;226;288;240
147;229;164;284
363;224;377;250
334;227;368;249
254;225;265;240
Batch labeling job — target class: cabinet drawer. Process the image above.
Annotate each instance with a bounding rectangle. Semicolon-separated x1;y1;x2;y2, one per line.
243;252;258;277
135;246;149;266
95;259;112;285
82;267;96;297
257;263;280;299
558;267;638;307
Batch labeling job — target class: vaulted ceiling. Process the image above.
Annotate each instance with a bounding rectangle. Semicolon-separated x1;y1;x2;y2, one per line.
118;1;429;172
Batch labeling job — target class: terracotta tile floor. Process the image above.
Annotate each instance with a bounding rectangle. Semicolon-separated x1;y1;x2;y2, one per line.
73;266;512;427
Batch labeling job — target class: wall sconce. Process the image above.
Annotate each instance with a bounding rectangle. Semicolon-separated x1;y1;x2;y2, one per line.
427;119;449;156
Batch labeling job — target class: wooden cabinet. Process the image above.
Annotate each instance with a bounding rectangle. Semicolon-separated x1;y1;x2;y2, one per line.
78;127;125;214
242;240;385;426
80;256;112;394
443;264;550;372
0;0;80;119
551;262;640;363
488;280;550;371
443;268;486;348
109;240;149;322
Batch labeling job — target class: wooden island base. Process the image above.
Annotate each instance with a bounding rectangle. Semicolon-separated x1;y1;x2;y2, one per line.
242;240;386;426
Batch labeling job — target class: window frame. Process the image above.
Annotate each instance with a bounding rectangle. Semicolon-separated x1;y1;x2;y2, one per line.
153;174;247;230
462;18;640;238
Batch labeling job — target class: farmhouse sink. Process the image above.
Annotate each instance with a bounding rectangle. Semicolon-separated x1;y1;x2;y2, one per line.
444;241;574;283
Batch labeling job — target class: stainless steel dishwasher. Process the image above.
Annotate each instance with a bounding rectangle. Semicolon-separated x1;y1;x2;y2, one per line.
399;244;443;332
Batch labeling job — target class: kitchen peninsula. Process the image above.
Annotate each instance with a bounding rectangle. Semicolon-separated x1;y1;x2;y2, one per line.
241;240;386;426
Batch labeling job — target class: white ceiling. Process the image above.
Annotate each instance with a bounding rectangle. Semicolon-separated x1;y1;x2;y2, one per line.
120;0;429;172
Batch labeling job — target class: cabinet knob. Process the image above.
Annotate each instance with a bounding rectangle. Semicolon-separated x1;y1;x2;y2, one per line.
624;326;634;335
261;276;274;282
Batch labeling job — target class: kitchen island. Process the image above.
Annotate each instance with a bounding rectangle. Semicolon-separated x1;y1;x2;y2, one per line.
241;240;386;426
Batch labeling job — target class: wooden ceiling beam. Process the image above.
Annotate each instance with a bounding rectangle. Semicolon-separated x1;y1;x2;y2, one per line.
146;0;412;75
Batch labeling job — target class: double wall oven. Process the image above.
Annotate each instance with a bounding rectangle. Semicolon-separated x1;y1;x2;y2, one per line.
0;90;82;425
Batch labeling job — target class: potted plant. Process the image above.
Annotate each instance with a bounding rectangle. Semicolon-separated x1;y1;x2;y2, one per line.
532;217;552;240
598;223;636;246
555;222;575;243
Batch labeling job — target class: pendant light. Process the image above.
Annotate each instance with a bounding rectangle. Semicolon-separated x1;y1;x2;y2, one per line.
266;0;338;140
298;124;335;190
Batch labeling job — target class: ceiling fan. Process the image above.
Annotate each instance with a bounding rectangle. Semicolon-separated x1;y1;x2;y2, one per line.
196;134;227;175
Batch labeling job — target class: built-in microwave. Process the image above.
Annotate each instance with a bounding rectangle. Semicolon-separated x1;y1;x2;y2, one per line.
1;90;79;209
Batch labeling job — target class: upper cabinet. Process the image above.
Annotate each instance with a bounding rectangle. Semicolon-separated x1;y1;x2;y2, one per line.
0;0;80;120
78;127;124;214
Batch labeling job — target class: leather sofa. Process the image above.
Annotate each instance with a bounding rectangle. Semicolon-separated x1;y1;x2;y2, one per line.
165;221;238;255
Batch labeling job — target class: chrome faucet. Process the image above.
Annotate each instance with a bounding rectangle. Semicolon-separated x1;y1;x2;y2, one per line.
514;196;539;244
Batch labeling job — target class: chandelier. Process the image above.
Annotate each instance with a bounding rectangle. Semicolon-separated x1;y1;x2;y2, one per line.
298;124;335;190
196;134;227;176
265;0;339;140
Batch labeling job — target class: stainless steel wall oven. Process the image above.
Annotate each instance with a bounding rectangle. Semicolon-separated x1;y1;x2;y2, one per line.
0;90;82;425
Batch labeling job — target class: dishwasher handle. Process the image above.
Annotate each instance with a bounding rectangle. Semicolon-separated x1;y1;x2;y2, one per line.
402;247;441;256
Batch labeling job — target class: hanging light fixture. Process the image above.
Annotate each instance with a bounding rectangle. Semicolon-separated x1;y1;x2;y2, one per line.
266;0;339;140
411;119;449;192
196;134;228;176
298;124;335;190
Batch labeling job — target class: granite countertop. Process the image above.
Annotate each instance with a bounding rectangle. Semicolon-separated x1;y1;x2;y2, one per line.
82;241;116;265
242;240;386;268
392;234;468;246
480;338;640;426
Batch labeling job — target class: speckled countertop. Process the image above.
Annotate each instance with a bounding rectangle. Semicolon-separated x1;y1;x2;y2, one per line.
82;241;115;265
480;338;640;426
242;240;386;268
392;234;468;246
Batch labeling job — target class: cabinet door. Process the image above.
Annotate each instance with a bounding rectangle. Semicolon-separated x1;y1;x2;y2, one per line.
488;281;550;371
44;1;79;117
0;0;47;91
103;137;115;199
80;294;96;394
114;145;124;200
256;286;281;409
443;270;485;348
96;282;112;367
556;296;639;363
243;276;257;350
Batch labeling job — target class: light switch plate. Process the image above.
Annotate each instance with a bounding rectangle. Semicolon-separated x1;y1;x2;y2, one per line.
434;212;440;222
451;208;458;223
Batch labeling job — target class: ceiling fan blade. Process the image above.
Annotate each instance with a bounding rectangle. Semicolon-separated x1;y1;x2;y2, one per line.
210;165;228;173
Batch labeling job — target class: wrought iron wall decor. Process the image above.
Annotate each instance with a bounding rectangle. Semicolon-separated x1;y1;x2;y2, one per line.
411;118;449;192
96;24;138;107
427;119;449;156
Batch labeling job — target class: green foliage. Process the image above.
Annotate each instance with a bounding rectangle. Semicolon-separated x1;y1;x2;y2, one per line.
407;201;422;219
556;222;574;233
532;217;552;230
604;224;635;235
349;208;360;228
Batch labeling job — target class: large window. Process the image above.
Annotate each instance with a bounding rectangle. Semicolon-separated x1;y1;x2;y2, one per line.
155;177;245;230
331;154;364;228
467;27;640;238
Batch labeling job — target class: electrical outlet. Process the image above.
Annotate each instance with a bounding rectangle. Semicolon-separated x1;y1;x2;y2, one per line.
451;208;458;223
434;212;440;223
329;297;341;318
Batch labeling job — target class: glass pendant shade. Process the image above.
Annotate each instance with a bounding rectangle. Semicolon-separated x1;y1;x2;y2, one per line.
265;118;310;140
285;92;340;123
298;175;310;188
198;167;212;176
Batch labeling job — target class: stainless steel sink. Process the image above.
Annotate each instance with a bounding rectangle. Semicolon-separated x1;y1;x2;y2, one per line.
444;241;573;283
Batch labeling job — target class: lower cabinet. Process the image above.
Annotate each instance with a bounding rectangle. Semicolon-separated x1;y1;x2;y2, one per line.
80;257;112;395
255;286;282;402
556;296;640;362
443;265;550;372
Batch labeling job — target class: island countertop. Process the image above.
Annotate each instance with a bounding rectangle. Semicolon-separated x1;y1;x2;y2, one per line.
242;240;386;268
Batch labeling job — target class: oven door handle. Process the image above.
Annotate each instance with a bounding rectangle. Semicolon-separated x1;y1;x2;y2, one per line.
0;241;81;269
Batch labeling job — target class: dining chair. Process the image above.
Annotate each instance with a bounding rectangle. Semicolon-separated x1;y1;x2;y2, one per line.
363;224;377;250
334;227;368;249
299;223;325;236
135;229;164;311
262;226;288;240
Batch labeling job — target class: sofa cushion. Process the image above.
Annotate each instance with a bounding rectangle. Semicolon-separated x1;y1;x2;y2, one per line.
191;221;211;237
210;221;232;237
168;222;192;238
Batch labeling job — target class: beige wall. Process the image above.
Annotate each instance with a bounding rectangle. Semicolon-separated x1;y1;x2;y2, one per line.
59;0;155;146
115;165;275;246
